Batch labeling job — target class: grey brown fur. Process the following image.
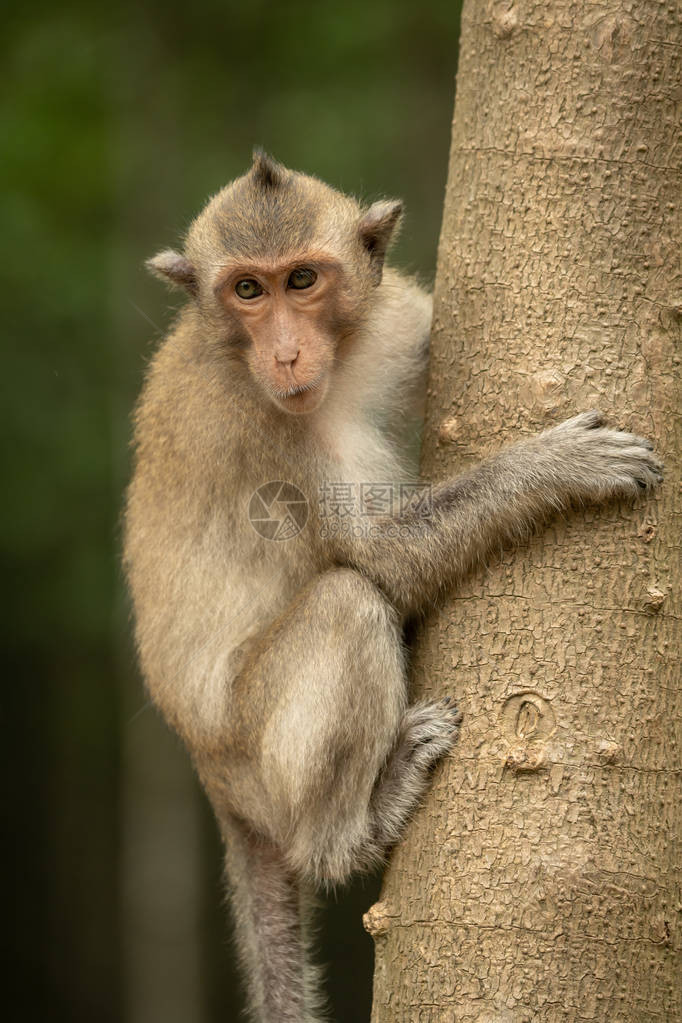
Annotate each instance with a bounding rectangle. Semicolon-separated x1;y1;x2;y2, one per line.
125;153;662;1022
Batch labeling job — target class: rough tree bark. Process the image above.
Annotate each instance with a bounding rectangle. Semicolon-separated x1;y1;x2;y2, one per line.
366;2;681;1020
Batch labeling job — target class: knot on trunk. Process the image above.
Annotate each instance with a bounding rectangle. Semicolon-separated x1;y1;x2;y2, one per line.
363;901;395;939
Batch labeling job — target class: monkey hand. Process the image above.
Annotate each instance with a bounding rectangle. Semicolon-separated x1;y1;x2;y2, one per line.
539;410;663;502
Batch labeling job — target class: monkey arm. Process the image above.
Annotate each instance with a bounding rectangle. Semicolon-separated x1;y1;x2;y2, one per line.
346;270;432;431
331;411;662;616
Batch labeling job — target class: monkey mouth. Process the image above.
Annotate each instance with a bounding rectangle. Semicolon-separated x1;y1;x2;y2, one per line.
271;372;328;413
278;383;314;399
273;369;326;401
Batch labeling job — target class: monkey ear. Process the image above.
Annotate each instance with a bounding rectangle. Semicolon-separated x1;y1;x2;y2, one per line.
146;249;198;296
251;148;286;190
358;200;403;285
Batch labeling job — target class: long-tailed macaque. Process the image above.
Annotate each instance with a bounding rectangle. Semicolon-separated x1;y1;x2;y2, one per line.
124;151;663;1022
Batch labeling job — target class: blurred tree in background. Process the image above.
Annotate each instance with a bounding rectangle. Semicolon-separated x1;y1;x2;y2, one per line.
2;2;461;1019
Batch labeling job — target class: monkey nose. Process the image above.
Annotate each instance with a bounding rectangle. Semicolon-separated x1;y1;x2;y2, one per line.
274;348;299;368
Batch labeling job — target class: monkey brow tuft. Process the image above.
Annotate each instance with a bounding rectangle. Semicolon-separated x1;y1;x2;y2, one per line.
250;148;286;190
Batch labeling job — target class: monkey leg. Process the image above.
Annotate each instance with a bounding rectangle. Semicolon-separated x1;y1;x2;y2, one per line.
202;570;460;1022
212;568;457;887
248;567;407;884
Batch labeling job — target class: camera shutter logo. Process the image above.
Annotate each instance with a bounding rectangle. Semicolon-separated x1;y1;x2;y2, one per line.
248;481;309;541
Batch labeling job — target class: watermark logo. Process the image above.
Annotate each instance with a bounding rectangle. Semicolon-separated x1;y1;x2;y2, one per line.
249;479;433;541
318;481;433;519
248;481;309;541
318;481;433;539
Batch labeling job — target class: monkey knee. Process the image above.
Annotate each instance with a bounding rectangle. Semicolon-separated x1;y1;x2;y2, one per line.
307;569;404;687
308;568;398;634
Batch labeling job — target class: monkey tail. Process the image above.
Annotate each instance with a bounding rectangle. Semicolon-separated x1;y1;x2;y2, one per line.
223;816;326;1023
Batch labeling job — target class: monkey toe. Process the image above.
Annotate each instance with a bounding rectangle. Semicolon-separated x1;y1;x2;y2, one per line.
398;700;462;774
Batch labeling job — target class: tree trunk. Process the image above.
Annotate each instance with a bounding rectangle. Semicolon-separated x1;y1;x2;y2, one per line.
367;2;681;1020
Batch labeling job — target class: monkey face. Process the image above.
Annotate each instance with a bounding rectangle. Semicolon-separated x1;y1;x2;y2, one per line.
215;255;356;415
147;153;405;416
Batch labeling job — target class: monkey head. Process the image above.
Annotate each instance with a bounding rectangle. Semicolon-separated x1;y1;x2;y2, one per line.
146;151;402;415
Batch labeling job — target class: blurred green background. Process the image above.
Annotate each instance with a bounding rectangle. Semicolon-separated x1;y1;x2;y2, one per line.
2;2;462;1019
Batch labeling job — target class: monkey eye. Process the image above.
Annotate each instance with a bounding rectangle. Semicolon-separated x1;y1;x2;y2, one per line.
235;278;264;300
287;268;317;290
